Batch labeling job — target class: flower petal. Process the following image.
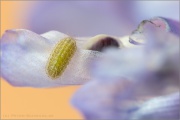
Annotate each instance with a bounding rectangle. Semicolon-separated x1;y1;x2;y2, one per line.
71;78;134;120
129;17;180;45
1;29;101;87
72;79;179;120
71;23;179;119
131;93;180;120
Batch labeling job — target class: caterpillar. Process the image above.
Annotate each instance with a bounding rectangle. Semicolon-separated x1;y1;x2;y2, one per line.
46;37;77;79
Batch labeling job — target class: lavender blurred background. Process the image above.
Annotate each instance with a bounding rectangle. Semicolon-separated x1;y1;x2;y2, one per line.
26;1;179;36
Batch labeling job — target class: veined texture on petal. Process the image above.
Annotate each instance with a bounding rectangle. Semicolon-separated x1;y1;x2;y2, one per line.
0;29;101;88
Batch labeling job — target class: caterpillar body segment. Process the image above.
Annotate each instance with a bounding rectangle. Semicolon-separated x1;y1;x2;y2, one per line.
46;37;77;79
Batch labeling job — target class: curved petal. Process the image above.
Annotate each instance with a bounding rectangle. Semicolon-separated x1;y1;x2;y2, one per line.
71;78;134;120
71;79;179;120
129;17;180;45
0;29;101;87
131;92;180;120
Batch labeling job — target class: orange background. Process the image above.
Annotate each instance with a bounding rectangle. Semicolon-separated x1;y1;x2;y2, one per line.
1;1;82;119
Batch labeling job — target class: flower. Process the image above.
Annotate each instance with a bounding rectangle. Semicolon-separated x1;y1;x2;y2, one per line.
1;17;179;119
0;29;134;88
71;18;180;119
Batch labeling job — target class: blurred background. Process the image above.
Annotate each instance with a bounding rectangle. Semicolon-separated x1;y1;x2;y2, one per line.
1;1;179;119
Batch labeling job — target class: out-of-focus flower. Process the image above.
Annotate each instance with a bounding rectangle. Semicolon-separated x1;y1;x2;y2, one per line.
71;77;134;120
134;1;179;21
27;1;179;36
72;79;179;120
28;1;136;36
71;18;180;119
130;92;180;120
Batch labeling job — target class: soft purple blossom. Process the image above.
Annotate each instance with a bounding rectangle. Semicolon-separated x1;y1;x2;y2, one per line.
71;18;180;119
1;17;179;119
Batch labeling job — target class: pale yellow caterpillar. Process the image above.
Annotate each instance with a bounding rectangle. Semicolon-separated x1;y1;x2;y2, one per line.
46;37;77;79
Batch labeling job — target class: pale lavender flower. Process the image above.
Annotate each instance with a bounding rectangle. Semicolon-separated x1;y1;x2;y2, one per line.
1;17;179;119
71;18;180;119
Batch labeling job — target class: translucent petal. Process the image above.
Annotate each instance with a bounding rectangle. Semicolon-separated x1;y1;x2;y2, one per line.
129;17;180;45
0;29;101;87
